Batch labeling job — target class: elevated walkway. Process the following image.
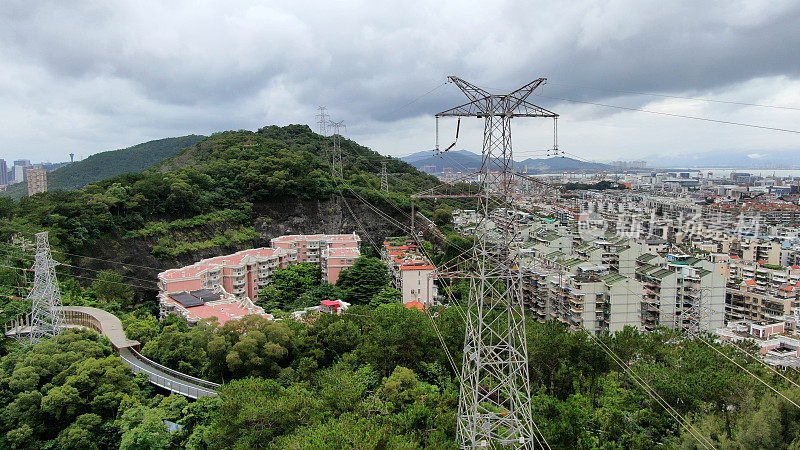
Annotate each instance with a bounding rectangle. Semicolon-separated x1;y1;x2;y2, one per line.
5;306;219;399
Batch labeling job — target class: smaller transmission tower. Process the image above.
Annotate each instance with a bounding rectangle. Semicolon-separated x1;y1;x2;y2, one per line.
315;106;330;136
682;287;712;338
329;120;346;179
27;231;64;344
380;161;389;192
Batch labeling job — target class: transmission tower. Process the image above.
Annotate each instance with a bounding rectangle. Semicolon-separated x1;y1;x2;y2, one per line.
680;287;712;338
380;161;389;192
26;231;64;344
315;106;330;136
420;76;558;448
329;120;346;179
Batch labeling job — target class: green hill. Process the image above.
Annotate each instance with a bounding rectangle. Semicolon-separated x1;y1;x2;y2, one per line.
2;135;205;198
0;125;439;267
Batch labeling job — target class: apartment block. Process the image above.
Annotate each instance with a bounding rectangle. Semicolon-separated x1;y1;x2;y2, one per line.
26;168;47;195
382;237;438;306
158;233;361;308
159;288;271;325
271;233;361;283
635;254;726;332
158;247;298;301
522;266;642;334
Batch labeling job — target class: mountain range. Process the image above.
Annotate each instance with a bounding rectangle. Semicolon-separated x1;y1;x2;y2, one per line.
644;148;800;168
400;149;610;173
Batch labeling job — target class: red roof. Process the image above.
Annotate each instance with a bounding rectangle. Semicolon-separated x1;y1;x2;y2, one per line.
730;255;740;259
321;300;340;307
792;265;800;270
405;301;424;311
758;259;768;265
744;279;756;286
401;265;434;271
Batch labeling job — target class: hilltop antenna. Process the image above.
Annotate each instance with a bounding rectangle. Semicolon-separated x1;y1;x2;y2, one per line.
329;120;346;179
415;76;558;448
381;161;389;192
27;232;64;344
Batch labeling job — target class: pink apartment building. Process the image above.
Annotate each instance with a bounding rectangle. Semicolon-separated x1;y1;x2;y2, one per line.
270;233;361;284
158;233;361;303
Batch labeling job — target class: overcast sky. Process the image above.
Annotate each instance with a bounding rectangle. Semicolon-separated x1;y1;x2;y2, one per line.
1;0;799;164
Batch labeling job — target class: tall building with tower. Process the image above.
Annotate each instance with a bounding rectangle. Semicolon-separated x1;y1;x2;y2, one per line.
26;168;47;195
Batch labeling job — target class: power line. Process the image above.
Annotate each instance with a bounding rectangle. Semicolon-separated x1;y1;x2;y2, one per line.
546;81;800;112
586;330;716;449
537;94;800;134
697;336;800;410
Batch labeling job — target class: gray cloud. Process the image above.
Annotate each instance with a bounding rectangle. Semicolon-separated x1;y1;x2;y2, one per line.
1;0;799;162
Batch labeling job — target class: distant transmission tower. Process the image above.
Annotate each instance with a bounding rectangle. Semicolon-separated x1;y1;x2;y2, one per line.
380;161;389;192
329;120;346;179
420;76;558;448
27;231;64;344
681;287;712;338
315;106;330;136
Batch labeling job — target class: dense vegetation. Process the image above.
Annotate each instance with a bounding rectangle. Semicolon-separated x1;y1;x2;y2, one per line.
3;297;800;448
0;125;439;264
1;125;799;448
1;135;206;199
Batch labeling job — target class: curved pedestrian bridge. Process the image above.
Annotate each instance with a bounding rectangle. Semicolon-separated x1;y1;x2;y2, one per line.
6;306;219;399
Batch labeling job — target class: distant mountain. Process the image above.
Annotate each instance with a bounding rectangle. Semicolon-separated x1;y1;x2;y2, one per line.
2;135;205;198
646;148;800;169
400;149;610;173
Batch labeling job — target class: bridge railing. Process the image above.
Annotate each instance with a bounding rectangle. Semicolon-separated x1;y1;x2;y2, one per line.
126;348;221;391
118;350;218;398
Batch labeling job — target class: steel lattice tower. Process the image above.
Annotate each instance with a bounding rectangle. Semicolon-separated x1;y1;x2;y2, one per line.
329;120;346;179
434;76;557;448
26;231;64;344
315;106;330;136
381;161;389;192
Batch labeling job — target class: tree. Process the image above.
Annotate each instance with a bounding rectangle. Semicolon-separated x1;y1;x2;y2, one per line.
207;378;322;448
92;270;133;307
336;256;391;305
257;263;322;311
370;287;401;306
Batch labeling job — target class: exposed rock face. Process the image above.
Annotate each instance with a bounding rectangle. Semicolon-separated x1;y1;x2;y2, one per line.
79;195;411;301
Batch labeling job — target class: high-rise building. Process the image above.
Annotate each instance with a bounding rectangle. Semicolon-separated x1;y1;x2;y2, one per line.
26;168;47;195
0;159;7;185
12;159;30;184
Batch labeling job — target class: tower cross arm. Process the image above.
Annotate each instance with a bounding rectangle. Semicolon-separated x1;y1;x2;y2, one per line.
448;76;492;103
435;99;490;117
507;99;558;117
435;98;558;117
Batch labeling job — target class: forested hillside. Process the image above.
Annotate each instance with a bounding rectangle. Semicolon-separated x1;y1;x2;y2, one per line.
0;125;440;297
1;135;205;198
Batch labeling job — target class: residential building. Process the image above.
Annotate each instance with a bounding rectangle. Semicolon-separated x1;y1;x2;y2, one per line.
26;168;47;195
157;233;361;312
715;319;800;369
11;159;30;184
270;233;361;283
158;247;298;301
382;237;438;306
158;288;271;325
